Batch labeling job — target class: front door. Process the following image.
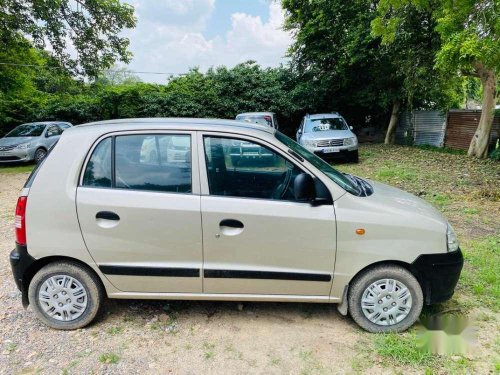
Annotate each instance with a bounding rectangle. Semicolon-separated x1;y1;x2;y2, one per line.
199;134;336;296
76;132;203;293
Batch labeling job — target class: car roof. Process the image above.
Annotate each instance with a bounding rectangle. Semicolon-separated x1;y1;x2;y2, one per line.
20;121;72;126
305;113;341;120
66;118;275;136
236;112;275;116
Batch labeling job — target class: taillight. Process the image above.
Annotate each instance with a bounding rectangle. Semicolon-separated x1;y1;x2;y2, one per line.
15;196;27;245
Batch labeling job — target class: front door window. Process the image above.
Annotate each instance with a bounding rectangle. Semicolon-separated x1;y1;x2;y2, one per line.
203;136;302;201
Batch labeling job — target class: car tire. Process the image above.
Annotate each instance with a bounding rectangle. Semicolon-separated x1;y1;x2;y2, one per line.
28;261;104;330
349;150;359;163
348;264;423;333
34;148;47;164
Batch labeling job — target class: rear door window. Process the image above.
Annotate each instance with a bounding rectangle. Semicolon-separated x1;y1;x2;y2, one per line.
115;134;191;193
82;134;192;193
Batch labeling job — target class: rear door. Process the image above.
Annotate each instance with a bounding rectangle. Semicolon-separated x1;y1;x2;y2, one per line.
76;131;203;293
198;133;336;296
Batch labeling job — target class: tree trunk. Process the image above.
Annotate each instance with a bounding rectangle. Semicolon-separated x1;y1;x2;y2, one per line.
468;64;497;158
384;100;401;145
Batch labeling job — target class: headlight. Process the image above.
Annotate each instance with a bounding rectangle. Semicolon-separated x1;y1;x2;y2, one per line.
302;139;317;148
15;143;31;149
447;223;459;252
343;137;357;146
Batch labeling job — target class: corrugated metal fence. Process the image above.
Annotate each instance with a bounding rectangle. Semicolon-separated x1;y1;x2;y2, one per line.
396;111;446;147
397;109;499;150
445;110;500;150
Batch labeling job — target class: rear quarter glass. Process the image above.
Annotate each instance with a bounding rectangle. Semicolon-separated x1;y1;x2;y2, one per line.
24;141;59;188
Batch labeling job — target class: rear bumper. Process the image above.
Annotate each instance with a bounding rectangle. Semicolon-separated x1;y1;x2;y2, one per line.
10;243;35;306
412;249;464;304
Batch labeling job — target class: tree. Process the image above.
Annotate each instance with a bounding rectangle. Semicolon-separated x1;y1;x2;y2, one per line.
373;0;500;158
281;0;456;143
0;0;136;78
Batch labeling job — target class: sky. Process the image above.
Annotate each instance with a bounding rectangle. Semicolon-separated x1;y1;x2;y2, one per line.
121;0;293;83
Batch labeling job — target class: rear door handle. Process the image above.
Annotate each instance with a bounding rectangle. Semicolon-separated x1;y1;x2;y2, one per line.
219;219;243;228
96;211;120;221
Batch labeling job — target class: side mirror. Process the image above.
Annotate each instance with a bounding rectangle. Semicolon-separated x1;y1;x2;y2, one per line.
294;173;316;202
349;126;353;130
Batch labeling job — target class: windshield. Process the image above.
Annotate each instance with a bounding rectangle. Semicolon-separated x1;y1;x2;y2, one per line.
275;132;360;195
236;115;273;127
304;118;347;133
6;124;46;137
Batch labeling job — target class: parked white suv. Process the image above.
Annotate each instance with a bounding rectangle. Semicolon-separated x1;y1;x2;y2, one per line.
297;113;358;162
10;118;463;332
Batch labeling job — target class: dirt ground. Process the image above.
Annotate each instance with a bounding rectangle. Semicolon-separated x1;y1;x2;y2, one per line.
0;145;498;374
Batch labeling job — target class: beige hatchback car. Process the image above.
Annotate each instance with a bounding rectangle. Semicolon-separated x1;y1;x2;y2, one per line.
10;118;463;332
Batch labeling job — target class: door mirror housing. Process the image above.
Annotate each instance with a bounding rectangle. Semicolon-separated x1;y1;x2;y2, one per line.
349;126;353;131
294;173;316;202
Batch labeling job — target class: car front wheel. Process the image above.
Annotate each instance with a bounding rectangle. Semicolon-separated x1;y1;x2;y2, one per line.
28;261;103;330
34;148;47;164
348;264;423;333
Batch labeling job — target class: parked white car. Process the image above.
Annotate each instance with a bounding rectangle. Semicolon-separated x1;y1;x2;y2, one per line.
236;112;279;129
297;113;358;162
10;118;462;332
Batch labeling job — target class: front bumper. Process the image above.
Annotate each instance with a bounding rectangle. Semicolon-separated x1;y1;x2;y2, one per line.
10;243;36;306
0;149;33;163
412;249;464;304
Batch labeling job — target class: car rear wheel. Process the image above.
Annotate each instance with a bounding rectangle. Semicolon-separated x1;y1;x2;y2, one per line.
348;264;423;333
28;261;103;330
34;148;47;164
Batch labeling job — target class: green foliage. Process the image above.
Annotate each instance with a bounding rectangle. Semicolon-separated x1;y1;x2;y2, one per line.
0;0;136;77
490;140;500;161
282;0;460;124
98;352;119;364
373;0;499;76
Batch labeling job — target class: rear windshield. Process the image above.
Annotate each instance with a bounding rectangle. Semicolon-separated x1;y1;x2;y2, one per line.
304;118;347;133
236;115;273;127
6;124;46;137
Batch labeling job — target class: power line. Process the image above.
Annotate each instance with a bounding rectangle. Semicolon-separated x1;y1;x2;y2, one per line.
0;62;186;76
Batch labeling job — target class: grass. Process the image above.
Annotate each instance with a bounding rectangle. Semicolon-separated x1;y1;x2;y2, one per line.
460;235;500;311
374;332;435;367
98;352;120;364
106;326;123;335
415;144;467;155
0;164;34;174
203;342;215;360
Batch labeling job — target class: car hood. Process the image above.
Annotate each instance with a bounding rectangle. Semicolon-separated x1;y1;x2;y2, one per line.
302;130;355;140
0;137;35;146
367;180;447;226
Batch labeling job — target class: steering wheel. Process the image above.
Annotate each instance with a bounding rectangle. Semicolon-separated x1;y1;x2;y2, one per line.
272;168;293;200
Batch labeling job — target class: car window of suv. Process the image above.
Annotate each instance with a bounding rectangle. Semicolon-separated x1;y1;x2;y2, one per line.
203;136;303;201
82;137;112;188
115;134;191;193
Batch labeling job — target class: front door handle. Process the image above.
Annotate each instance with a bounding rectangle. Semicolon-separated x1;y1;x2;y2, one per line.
96;211;120;221
219;219;244;236
219;219;244;228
